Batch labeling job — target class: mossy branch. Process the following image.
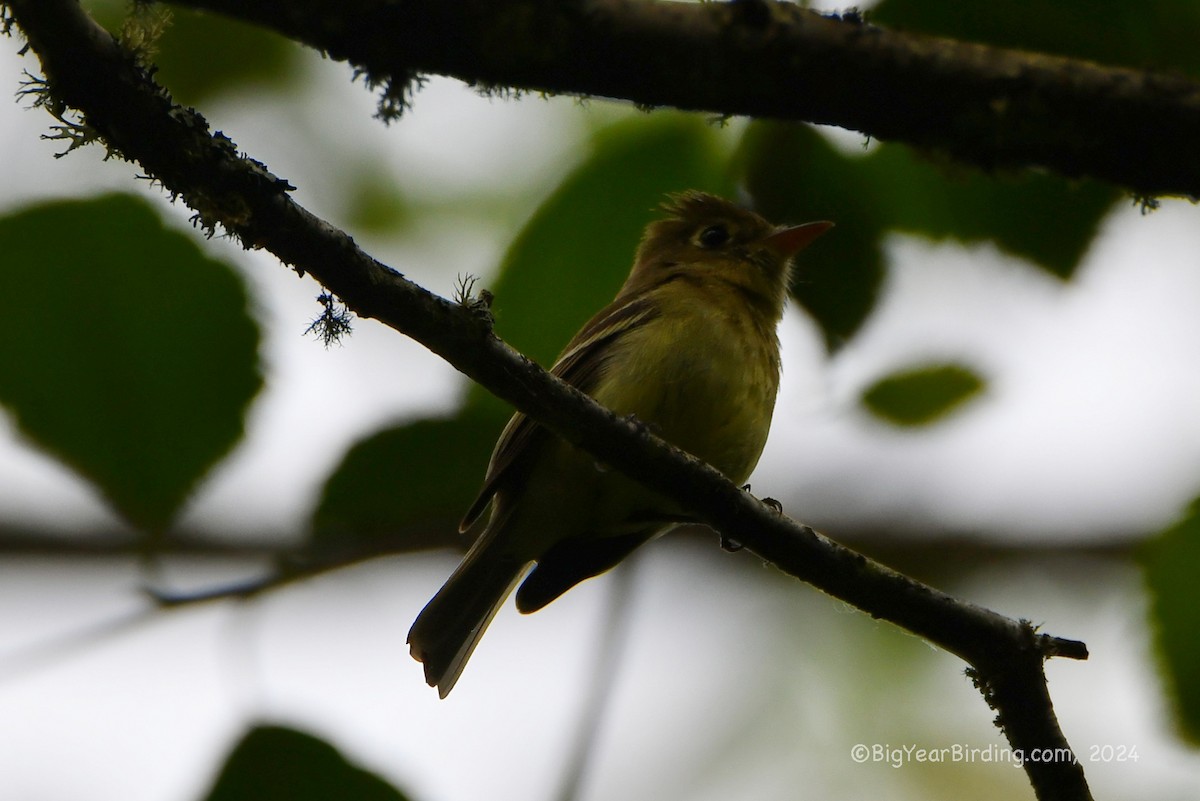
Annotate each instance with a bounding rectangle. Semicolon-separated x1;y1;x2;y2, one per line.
163;0;1200;199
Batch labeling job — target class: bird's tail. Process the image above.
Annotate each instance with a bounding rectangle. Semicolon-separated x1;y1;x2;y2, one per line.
407;541;528;698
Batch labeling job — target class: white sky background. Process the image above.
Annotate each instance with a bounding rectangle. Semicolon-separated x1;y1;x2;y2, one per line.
2;9;1200;801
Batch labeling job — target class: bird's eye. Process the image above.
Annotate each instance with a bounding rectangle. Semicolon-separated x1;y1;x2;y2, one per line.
696;224;730;248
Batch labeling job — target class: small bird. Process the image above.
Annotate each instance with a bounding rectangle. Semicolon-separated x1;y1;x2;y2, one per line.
408;191;831;696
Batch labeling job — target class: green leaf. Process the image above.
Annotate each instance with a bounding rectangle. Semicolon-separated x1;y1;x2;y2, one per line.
873;0;1200;79
310;414;502;556
738;121;886;349
201;725;412;801
0;194;261;532
153;9;301;105
1142;501;1200;744
84;2;300;104
345;168;413;235
738;121;1117;349
861;364;984;426
867;146;1117;279
467;113;736;417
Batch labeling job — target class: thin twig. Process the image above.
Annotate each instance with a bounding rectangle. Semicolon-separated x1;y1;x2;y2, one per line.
143;550;391;608
554;554;639;801
0;607;158;683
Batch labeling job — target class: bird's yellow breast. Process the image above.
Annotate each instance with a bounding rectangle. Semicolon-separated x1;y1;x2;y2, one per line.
591;281;781;484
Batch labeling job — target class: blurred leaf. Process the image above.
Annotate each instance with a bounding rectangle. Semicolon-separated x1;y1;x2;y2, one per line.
311;414;502;555
873;0;1200;79
84;1;300;104
739;122;1116;348
154;9;300;104
345;168;413;235
201;725;412;801
467;113;736;417
868;147;1117;278
861;364;984;426
1142;500;1200;744
739;121;885;349
81;0;130;31
0;194;261;532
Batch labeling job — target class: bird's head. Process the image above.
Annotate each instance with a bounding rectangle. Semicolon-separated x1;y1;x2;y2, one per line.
625;191;832;316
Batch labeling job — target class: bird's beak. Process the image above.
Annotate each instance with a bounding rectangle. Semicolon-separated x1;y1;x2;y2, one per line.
763;220;834;257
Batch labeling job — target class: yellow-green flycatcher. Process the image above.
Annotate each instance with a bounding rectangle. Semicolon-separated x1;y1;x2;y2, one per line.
408;191;831;696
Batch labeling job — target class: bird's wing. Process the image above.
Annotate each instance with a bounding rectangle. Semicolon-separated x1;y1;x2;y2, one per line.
458;296;661;532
